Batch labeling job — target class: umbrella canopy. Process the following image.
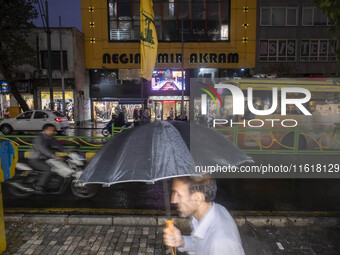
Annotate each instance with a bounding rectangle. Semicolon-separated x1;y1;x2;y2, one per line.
79;121;252;185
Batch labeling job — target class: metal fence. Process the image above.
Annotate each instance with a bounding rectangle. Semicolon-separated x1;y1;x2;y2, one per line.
1;125;340;158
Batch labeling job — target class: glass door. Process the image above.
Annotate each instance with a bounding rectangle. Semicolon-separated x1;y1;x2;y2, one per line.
154;102;163;121
163;101;176;120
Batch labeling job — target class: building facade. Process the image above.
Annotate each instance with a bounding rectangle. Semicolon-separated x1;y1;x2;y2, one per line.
255;0;340;76
81;0;257;121
0;27;90;124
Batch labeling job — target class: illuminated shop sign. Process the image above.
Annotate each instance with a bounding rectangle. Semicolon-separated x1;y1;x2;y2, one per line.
150;96;190;101
102;52;239;65
152;70;185;91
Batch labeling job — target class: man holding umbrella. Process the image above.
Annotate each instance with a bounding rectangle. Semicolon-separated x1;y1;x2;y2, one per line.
163;176;245;255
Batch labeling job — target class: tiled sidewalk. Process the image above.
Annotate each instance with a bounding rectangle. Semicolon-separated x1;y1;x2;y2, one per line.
5;223;165;255
4;220;340;255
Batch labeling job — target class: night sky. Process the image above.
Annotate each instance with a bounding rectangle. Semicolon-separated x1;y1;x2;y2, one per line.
33;0;82;31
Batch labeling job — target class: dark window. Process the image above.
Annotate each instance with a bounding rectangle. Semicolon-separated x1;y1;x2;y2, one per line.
261;8;270;25
16;111;33;120
302;8;313;25
41;51;68;70
287;8;297;25
314;8;327;25
302;7;331;26
108;0;230;42
193;0;205;20
53;111;65;117
261;6;297;26
34;111;49;119
118;0;131;17
272;8;285;26
90;69;117;85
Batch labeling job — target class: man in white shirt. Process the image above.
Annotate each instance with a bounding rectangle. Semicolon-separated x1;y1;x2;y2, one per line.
163;176;245;255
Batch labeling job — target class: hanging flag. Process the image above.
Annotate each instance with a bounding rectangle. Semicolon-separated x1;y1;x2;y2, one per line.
140;0;158;81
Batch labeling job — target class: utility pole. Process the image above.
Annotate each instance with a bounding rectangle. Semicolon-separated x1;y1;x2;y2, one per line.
46;1;54;110
59;16;66;116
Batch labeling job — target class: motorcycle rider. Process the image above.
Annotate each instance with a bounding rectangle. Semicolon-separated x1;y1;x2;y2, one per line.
28;124;68;191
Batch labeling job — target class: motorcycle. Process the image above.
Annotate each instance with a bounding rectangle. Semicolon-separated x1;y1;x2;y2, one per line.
6;152;99;198
102;121;132;137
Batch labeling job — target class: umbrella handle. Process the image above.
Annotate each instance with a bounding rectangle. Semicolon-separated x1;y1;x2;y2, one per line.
166;220;176;255
166;220;174;233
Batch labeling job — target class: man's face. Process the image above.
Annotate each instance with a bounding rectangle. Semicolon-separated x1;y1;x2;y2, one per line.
171;179;198;217
44;126;57;136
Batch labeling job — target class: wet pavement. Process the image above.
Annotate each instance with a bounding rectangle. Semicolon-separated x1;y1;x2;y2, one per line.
3;178;340;213
65;122;107;137
3;216;340;255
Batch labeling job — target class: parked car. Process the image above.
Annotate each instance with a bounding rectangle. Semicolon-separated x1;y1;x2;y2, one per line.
0;110;69;135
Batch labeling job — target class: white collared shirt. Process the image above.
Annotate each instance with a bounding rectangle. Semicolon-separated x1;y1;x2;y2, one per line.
178;202;245;255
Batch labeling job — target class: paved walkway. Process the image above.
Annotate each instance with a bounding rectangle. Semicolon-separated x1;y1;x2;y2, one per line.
3;215;340;255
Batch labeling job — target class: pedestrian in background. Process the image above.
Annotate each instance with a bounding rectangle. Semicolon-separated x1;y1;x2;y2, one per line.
143;107;151;124
133;107;140;126
170;108;174;120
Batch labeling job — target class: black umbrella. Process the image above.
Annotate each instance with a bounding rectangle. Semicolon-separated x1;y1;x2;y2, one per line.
79;121;252;254
79;121;252;185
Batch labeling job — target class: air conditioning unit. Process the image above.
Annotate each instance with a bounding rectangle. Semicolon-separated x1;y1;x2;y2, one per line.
38;69;48;76
18;71;31;80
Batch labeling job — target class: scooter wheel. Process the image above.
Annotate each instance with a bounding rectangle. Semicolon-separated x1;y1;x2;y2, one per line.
71;182;99;198
102;127;111;137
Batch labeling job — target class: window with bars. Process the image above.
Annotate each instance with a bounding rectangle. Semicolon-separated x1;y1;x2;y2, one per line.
108;0;230;42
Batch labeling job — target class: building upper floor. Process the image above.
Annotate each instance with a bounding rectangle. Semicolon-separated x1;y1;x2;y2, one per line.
1;27;86;81
107;0;231;42
81;0;257;70
258;0;333;28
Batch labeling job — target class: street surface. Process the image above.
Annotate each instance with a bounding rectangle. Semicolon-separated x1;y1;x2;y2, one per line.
3;124;340;213
3;178;340;213
4;220;340;254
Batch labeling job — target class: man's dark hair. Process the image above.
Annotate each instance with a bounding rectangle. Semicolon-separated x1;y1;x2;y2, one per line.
43;124;56;131
175;175;217;202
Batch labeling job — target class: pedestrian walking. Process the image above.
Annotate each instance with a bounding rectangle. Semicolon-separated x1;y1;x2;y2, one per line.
163;176;245;255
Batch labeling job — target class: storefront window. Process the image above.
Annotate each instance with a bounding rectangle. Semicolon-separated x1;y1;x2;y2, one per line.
93;101;142;122
23;95;34;110
0;95;11;119
41;91;74;121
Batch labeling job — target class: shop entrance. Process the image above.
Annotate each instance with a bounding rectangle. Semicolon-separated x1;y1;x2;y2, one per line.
154;102;163;121
162;101;176;120
150;97;190;121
